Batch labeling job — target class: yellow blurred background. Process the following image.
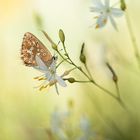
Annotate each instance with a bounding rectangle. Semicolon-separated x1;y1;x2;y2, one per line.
0;0;140;139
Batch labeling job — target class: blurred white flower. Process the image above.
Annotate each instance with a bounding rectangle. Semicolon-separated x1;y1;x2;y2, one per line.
78;116;95;140
80;116;91;132
50;109;70;140
90;0;124;30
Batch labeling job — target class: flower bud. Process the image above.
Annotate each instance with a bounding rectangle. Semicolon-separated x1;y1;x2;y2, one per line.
67;77;76;83
59;29;65;43
80;43;86;64
52;44;58;51
106;62;118;83
33;13;43;29
80;55;86;64
120;0;126;11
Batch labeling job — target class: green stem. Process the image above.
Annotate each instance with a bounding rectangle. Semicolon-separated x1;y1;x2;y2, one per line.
64;79;91;83
125;11;140;69
93;82;118;100
75;80;91;83
62;43;92;80
94;82;128;111
56;58;69;68
84;63;95;81
56;50;72;64
115;82;121;100
61;43;120;101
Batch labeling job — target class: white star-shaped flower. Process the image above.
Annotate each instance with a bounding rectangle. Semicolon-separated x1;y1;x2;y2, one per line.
34;55;67;91
90;0;124;30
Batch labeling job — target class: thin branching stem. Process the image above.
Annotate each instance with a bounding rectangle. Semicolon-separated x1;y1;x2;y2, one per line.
56;58;69;68
93;82;118;100
61;42;126;106
64;79;91;83
42;30;128;110
56;50;72;64
75;80;91;83
62;43;92;80
86;62;127;110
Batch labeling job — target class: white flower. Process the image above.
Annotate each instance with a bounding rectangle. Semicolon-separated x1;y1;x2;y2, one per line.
90;0;124;30
77;116;95;140
34;55;67;90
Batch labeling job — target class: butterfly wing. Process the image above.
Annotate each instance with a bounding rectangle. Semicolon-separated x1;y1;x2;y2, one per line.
34;55;48;72
21;32;53;67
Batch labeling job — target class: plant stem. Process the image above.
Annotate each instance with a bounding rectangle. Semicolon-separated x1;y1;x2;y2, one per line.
62;43;92;80
64;79;91;83
56;50;72;64
85;63;94;81
115;82;121;100
93;82;118;100
125;11;140;69
61;43;123;102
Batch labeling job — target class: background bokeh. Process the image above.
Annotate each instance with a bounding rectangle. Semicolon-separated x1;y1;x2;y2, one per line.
0;0;140;139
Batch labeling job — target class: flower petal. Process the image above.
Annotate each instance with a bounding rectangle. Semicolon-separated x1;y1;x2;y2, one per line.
90;6;103;13
45;72;52;80
50;59;57;71
47;73;55;82
55;75;67;87
34;55;48;72
111;8;124;17
92;0;104;8
104;0;110;7
109;15;118;30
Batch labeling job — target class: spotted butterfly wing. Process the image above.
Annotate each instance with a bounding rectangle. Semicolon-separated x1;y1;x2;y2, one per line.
21;32;53;67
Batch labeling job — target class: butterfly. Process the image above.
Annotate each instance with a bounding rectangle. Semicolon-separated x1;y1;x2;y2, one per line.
21;32;67;92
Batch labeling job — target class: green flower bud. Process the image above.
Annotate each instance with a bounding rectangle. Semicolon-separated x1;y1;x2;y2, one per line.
106;62;118;83
80;55;86;64
59;29;65;43
33;13;43;29
120;0;126;11
67;77;76;83
80;43;86;64
52;44;58;51
113;75;118;83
